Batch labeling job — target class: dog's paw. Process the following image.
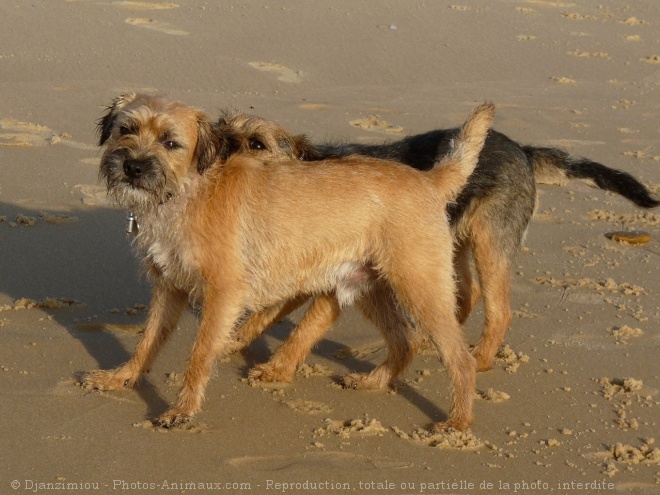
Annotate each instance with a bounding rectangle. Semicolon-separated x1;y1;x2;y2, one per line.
82;369;134;391
430;417;472;433
339;372;384;390
248;363;293;383
470;346;494;373
156;409;193;429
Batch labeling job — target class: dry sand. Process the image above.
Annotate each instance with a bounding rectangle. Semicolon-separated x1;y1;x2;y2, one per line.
1;1;659;494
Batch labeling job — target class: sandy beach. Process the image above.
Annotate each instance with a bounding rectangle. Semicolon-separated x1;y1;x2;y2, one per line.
1;1;659;494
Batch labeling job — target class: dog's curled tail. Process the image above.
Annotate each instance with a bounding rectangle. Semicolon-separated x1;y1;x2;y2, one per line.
432;102;495;200
525;146;659;209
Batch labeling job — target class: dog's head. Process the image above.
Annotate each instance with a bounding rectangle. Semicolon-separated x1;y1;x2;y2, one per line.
218;112;320;161
97;93;234;209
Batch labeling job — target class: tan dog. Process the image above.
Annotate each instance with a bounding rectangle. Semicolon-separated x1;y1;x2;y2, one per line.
83;93;494;431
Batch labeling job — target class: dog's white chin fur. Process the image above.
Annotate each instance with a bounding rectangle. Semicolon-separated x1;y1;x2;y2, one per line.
108;183;160;211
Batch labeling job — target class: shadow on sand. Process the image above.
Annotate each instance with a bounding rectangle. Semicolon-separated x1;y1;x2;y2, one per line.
1;200;448;425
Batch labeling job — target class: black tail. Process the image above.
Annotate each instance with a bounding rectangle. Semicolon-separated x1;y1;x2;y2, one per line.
524;146;659;209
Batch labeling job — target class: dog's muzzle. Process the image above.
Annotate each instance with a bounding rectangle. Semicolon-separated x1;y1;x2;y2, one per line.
123;159;153;180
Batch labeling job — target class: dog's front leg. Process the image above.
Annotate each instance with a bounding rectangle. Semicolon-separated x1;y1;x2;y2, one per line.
157;285;246;427
83;280;188;390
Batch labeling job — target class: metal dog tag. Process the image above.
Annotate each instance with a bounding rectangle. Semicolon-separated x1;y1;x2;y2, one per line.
126;211;139;234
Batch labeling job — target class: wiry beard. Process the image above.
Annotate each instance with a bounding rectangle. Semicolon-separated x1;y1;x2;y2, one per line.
99;149;175;212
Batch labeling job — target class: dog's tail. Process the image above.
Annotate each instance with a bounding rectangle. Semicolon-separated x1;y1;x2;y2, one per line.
525;146;659;208
430;102;495;201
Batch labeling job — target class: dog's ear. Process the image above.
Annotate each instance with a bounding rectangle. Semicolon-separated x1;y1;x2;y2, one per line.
291;134;323;161
195;117;220;174
277;134;321;161
97;93;138;146
195;117;241;174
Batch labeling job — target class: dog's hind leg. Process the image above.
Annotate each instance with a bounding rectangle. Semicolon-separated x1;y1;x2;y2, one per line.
383;234;476;431
249;293;341;383
469;224;514;372
83;280;188;391
341;280;417;390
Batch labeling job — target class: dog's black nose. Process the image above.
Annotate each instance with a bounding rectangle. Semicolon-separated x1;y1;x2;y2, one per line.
124;159;147;179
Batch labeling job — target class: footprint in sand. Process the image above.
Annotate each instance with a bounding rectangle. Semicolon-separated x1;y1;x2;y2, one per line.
349;115;403;134
74;184;115;207
620;17;647;26
299;103;331;111
567;49;611;59
562;12;598;21
112;1;179;10
248;62;304;83
550;76;576;84
640;55;660;64
283;399;332;415
527;0;576;7
0;118;95;150
0;119;67;147
125;18;188;35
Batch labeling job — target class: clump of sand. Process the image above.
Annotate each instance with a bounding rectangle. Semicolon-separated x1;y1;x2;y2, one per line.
608;325;643;344
132;420;210;434
599;377;643;400
614;407;639;430
165;372;183;387
477;388;511;403
283;400;332;415
348;115;403;134
534;277;645;296
495;344;530;373
7;212;78;227
313;417;387;439
393;426;484;450
296;363;334;378
594;439;659;477
0;297;81;311
587;209;660;227
39;212;79;224
14;214;37;226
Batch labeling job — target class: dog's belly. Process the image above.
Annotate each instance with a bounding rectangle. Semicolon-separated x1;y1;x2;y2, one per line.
331;261;376;306
247;260;376;310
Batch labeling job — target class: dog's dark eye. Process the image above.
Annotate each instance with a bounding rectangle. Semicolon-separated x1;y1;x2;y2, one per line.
163;140;181;150
248;138;267;151
119;125;132;136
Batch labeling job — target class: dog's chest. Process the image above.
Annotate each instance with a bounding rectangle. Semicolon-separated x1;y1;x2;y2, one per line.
138;216;201;293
